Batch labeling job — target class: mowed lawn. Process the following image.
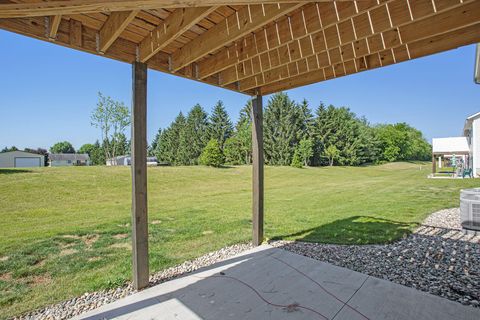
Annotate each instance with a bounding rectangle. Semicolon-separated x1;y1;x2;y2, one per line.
0;163;478;318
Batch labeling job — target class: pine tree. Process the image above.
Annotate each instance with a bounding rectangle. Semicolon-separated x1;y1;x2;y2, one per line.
199;139;225;167
291;149;303;168
298;99;315;139
235;101;253;164
209;101;233;151
182;104;209;165
155;112;187;165
263;92;303;165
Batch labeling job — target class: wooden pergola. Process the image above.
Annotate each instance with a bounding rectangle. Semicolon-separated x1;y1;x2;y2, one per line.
1;0;479;290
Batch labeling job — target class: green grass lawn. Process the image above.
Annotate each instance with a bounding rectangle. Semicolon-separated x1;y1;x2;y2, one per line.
0;162;478;318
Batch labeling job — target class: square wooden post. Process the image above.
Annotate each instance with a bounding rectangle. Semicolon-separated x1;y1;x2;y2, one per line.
432;153;436;174
131;61;149;290
251;94;264;246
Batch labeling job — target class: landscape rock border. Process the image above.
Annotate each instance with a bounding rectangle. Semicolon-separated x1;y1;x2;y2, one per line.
272;208;480;308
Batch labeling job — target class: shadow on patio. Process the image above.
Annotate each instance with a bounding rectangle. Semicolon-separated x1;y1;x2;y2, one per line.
271;216;418;245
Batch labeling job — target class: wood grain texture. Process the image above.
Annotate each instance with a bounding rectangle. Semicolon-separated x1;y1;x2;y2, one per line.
99;10;138;53
0;0;311;18
139;6;217;62
251;95;264;246
131;61;149;290
170;3;304;71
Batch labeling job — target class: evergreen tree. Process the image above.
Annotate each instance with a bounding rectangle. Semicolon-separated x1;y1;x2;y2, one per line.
236;101;254;164
209;101;233;151
263;93;303;165
149;128;162;157
155;112;187;165
314;104;375;166
199;139;225;167
224;136;243;165
291;149;303;168
298;99;315;139
182;104;209;165
90;140;105;165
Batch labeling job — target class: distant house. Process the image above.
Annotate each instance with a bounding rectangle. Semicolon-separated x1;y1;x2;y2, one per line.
432;111;480;177
49;154;90;167
106;155;130;166
0;151;45;168
464;112;480;177
106;155;158;166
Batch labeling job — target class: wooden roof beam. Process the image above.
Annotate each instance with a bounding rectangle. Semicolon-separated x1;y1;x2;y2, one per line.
0;1;313;18
170;3;305;72
225;0;478;89
139;7;218;63
197;1;366;80
259;22;480;95
99;10;139;54
47;15;62;41
213;1;377;86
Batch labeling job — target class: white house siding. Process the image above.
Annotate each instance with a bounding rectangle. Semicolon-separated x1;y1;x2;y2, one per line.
0;151;44;168
50;160;74;167
473;118;480;177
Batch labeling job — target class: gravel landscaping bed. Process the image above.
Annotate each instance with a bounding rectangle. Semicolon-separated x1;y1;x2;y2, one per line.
272;207;480;308
13;243;253;320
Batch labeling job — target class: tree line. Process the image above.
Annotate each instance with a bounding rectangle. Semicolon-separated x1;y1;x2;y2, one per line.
2;92;431;167
150;92;431;167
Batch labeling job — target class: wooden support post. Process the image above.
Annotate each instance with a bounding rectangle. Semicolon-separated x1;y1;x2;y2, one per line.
251;94;264;246
432;153;436;174
131;61;149;290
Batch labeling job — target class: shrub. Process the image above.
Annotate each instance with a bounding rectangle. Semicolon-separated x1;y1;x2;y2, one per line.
199;139;225;167
291;149;303;168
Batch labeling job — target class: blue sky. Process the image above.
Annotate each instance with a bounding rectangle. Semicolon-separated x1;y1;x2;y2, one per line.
1;29;479;151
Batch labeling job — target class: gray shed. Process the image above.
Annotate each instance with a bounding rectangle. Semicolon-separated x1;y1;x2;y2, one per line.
0;151;45;168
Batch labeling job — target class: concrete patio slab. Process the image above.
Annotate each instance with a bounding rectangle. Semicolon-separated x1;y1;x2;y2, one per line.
76;245;480;320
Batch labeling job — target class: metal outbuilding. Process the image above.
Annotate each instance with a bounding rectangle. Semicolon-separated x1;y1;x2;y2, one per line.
0;150;45;168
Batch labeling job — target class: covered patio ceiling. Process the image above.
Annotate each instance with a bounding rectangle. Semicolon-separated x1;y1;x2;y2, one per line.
1;0;479;95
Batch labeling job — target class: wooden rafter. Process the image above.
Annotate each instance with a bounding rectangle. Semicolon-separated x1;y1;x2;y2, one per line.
99;10;138;54
260;23;480;95
170;3;305;72
47;15;61;40
0;0;312;18
215;1;373;85
139;6;218;63
197;1;383;80
237;0;480;92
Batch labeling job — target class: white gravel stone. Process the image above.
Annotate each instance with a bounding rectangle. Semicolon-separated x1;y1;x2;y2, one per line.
272;207;480;309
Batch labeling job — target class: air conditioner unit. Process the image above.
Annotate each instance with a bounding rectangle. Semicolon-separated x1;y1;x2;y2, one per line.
460;188;480;232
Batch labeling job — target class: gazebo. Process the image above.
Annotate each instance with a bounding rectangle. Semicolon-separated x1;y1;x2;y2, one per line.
1;0;479;291
432;137;470;175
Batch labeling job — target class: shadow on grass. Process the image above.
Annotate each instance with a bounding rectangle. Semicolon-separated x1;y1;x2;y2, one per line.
272;216;419;245
0;169;32;175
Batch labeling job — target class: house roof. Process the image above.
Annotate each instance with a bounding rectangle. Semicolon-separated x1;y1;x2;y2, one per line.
49;153;90;161
432;137;470;154
0;1;479;95
463;111;480;133
0;150;44;157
